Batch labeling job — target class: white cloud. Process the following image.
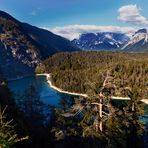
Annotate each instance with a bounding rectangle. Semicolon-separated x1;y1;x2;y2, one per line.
45;25;137;40
118;4;148;25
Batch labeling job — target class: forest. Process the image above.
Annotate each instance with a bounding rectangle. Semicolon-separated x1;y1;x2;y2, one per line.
0;51;148;147
37;51;148;99
36;51;148;147
0;75;52;147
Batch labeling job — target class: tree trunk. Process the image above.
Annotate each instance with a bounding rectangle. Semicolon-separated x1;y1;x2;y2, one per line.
99;97;103;131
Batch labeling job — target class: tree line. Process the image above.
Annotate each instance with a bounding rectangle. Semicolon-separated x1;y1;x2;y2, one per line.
37;51;148;100
1;51;148;147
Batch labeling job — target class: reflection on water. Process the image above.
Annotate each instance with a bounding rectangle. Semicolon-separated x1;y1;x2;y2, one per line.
8;75;148;122
8;75;74;106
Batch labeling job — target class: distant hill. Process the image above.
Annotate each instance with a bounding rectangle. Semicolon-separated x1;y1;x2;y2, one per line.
72;32;129;50
0;10;79;79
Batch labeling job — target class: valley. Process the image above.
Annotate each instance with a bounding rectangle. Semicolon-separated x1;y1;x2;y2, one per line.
0;4;148;148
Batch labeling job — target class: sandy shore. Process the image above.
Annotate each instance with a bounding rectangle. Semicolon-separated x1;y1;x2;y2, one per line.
36;73;88;97
36;73;148;104
141;99;148;104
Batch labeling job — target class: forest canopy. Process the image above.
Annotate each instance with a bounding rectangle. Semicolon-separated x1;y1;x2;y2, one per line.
37;51;148;99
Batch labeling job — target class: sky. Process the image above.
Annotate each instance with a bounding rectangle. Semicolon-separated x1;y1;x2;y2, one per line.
0;0;148;40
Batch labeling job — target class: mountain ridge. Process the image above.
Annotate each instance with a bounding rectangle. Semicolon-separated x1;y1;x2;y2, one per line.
0;10;79;79
22;23;79;58
72;32;129;51
121;28;148;52
72;29;148;52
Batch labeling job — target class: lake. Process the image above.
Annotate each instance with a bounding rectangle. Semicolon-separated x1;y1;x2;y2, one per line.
8;75;74;106
8;75;148;146
8;75;148;123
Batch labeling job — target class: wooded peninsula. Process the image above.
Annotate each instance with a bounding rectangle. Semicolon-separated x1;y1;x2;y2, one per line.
36;51;148;99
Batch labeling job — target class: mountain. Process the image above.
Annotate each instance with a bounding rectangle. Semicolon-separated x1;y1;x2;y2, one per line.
0;10;41;79
72;32;129;50
22;23;79;58
0;10;79;79
122;28;148;52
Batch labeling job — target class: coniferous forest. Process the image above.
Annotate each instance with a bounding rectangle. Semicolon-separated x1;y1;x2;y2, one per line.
1;51;148;147
39;51;148;99
1;1;148;147
38;51;148;147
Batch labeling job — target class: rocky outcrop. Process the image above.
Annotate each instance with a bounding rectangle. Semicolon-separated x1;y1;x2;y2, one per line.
0;10;79;79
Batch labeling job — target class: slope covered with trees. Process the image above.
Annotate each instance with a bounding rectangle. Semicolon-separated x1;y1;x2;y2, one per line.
0;75;52;147
0;75;29;147
36;51;148;147
0;10;79;79
38;51;148;99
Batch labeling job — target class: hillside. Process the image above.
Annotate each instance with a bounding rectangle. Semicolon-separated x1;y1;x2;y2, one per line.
22;23;80;58
0;10;79;79
38;51;148;98
0;11;41;79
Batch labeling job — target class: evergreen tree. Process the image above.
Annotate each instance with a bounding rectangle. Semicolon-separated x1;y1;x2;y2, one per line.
0;106;28;148
18;85;50;147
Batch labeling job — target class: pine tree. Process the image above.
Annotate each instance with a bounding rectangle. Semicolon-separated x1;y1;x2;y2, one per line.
0;106;28;148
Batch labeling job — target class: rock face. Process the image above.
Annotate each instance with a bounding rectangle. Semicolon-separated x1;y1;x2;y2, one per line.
0;11;41;79
122;28;148;52
0;10;79;79
72;32;129;50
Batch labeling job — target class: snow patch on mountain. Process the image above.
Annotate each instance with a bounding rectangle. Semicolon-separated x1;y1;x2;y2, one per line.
72;32;129;50
122;28;148;50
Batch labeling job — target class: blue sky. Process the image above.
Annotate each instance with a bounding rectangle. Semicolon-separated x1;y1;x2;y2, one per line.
0;0;148;39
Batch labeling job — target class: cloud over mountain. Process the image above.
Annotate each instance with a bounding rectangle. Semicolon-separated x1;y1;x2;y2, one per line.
48;25;137;40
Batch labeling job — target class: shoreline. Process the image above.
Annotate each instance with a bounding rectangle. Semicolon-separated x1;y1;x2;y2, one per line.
36;73;148;104
36;73;88;97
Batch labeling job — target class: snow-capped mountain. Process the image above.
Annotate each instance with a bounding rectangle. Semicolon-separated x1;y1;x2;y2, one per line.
122;28;148;52
72;32;129;50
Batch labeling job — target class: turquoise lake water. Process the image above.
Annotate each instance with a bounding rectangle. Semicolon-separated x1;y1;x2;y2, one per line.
8;75;148;123
8;75;72;106
8;75;148;147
